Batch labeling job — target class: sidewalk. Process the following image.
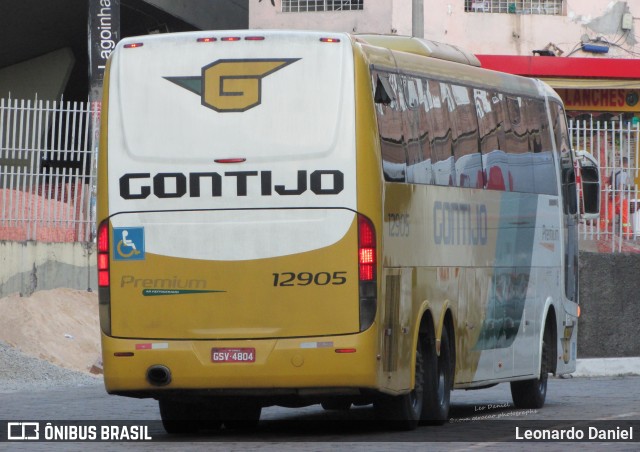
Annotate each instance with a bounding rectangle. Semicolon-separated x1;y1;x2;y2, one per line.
573;357;640;377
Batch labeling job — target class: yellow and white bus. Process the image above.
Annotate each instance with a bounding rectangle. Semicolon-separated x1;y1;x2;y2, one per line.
97;30;598;432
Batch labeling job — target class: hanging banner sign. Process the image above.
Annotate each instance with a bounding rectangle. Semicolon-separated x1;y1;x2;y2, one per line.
89;0;121;98
556;89;640;112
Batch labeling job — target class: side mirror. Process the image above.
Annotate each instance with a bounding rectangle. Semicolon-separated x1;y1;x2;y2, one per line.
575;150;600;220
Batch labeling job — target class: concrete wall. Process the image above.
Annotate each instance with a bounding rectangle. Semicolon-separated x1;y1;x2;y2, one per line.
0;241;637;359
0;241;96;298
578;251;640;358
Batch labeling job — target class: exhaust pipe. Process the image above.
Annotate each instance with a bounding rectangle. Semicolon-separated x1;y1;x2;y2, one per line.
146;365;172;386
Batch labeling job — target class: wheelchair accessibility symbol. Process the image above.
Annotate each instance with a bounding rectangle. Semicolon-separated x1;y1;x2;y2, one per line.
113;227;145;261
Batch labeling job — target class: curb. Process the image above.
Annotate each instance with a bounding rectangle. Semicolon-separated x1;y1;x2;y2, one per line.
574;357;640;377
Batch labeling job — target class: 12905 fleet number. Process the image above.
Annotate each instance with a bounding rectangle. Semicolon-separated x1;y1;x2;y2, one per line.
272;271;347;287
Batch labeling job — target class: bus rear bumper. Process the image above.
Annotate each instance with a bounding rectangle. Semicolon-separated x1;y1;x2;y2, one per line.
101;329;379;398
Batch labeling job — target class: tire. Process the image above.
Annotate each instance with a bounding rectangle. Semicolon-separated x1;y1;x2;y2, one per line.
159;399;222;434
373;338;424;431
421;324;452;424
510;323;551;409
222;403;262;430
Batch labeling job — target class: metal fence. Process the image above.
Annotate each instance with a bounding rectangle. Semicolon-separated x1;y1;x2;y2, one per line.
570;118;640;252
0;97;96;243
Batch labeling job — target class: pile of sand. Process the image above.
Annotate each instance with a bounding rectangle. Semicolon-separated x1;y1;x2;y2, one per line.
0;288;101;374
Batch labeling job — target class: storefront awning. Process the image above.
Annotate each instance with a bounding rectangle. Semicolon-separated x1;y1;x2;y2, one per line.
540;78;640;90
476;55;640;89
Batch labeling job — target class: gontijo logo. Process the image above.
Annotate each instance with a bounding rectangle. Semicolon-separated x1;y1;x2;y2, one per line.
165;58;300;112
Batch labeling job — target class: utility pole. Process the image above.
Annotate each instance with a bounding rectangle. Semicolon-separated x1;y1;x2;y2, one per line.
412;0;424;38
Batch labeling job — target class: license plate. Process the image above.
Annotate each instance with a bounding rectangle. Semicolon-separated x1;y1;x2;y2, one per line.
211;348;256;363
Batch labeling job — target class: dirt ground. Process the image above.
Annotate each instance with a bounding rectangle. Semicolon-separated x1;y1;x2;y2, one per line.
0;288;101;374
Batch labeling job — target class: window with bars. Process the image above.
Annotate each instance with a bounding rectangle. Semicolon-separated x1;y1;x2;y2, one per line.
464;0;563;15
282;1;363;13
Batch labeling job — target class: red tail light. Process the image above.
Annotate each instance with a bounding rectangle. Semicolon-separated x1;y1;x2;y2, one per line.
98;221;110;287
97;220;112;335
357;214;377;331
358;215;376;281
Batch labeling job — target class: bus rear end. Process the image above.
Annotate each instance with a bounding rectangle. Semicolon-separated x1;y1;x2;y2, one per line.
97;30;380;416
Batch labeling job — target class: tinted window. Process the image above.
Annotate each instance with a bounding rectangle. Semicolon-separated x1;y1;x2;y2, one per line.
405;77;433;184
528;98;557;196
506;96;534;193
373;72;406;182
426;82;454;186
450;84;481;188
371;70;558;196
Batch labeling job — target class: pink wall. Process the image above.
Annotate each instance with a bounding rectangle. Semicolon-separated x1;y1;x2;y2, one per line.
250;1;640;59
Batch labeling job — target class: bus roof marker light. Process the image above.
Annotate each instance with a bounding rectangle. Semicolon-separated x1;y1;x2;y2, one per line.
320;38;340;43
215;158;246;164
245;36;265;41
123;42;144;49
221;37;241;42
197;37;217;43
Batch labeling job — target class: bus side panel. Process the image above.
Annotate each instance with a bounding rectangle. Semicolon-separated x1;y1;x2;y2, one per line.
382;183;562;387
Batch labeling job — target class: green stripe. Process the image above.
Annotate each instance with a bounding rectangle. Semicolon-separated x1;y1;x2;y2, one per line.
142;289;225;297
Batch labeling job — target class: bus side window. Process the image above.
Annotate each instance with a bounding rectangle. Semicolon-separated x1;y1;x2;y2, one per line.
429;82;455;186
475;89;498;153
373;72;406;182
530;98;557;196
505;96;534;193
552;102;578;215
451;84;481;188
405;77;432;184
484;94;509;191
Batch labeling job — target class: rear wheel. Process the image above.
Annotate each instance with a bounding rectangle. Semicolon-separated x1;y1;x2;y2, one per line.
421;324;452;424
374;337;424;431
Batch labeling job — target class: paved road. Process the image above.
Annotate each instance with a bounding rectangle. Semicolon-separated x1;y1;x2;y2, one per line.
1;376;639;451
